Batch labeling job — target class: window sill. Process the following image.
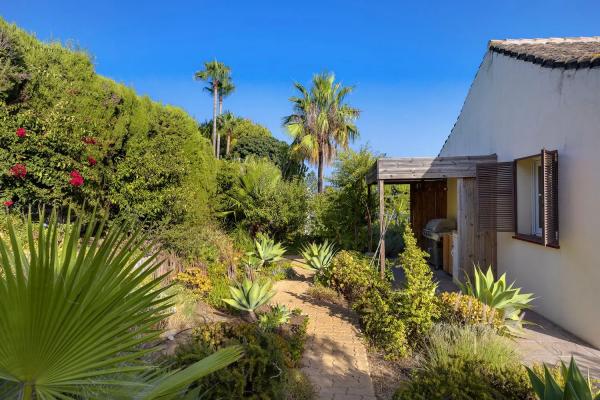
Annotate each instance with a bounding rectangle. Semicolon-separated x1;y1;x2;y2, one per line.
512;234;560;249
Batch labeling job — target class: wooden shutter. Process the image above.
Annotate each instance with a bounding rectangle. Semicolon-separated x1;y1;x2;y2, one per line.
476;162;515;232
542;149;559;247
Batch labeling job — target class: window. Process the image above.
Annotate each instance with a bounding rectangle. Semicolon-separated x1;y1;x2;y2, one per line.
476;149;559;248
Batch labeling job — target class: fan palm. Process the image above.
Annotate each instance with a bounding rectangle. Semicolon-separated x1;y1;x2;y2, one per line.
218;111;239;157
283;72;359;193
0;209;242;399
194;60;231;156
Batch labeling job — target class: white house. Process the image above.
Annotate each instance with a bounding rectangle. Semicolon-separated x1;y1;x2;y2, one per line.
440;37;600;347
368;37;600;348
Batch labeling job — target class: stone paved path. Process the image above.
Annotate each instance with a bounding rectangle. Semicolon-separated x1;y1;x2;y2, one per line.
273;267;376;400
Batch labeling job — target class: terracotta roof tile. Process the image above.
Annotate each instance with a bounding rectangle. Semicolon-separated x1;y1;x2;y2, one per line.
489;37;600;68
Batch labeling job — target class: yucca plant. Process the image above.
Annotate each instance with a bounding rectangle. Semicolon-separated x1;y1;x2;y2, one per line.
527;357;600;400
0;209;242;399
459;264;534;334
300;240;337;271
222;278;276;321
251;233;286;267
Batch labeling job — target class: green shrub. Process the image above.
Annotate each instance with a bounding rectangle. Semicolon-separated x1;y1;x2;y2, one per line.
439;291;503;331
397;224;440;340
319;250;378;300
394;324;534;400
169;320;309;399
284;369;317;400
258;304;292;331
353;280;410;359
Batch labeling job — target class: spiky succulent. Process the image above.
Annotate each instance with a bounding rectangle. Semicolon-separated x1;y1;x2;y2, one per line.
460;264;534;334
251;233;286;267
222;278;277;321
258;304;292;331
527;357;600;400
300;240;337;271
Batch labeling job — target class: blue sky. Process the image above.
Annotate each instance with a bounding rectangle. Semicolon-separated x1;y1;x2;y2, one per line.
2;1;600;157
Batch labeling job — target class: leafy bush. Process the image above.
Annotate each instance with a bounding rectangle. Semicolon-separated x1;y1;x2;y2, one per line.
218;157;309;241
397;224;440;340
300;240;337;271
222;278;276;321
439;291;503;331
284;369;317;400
353;280;410;359
0;209;241;399
394;324;534;400
0;19;217;257
527;357;600;400
176;267;212;295
318;250;379;300
460;264;534;334
169;320;309;399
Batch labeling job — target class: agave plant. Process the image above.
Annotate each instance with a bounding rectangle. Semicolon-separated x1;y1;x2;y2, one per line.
222;278;277;321
459;264;534;333
258;304;292;331
527;357;600;400
0;209;242;399
300;240;337;271
251;233;286;267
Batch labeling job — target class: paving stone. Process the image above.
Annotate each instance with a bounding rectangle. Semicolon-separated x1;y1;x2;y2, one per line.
272;266;376;399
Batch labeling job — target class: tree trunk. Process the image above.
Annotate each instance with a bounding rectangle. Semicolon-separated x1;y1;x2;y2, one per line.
226;133;231;156
317;148;324;193
216;94;223;159
212;84;218;156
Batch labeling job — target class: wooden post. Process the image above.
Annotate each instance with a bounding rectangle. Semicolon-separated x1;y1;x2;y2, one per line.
378;179;385;278
367;184;373;252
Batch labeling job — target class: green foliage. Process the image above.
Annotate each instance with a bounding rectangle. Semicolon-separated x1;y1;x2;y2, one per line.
439;291;504;331
0;19;217;256
218;157;309;241
353;280;410;359
527;358;600;400
310;148;378;251
176;267;212;295
300;240;337;271
397;224;440;340
318;250;379;300
222;278;277;320
394;324;534;400
169;321;308;399
231;133;306;179
460;264;534;334
284;369;317;400
306;284;345;305
0;209;241;399
258;304;292;331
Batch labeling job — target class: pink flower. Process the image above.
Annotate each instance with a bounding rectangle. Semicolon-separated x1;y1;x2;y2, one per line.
16;128;26;138
69;170;84;187
9;163;27;178
87;156;97;166
3;200;14;207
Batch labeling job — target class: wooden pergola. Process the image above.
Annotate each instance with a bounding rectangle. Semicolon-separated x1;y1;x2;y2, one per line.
366;155;498;277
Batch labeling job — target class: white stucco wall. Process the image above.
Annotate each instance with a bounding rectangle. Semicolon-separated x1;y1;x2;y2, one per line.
439;51;600;347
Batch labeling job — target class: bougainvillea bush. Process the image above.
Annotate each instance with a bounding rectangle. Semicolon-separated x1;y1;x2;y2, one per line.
0;19;216;255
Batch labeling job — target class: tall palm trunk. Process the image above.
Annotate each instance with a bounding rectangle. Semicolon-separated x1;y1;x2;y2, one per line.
226;133;231;156
216;94;223;159
317;148;324;193
212;83;218;156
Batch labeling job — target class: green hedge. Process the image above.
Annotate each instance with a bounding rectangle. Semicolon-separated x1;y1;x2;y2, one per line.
0;19;216;254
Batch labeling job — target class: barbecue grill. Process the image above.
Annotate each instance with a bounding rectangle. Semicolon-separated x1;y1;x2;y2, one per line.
422;218;457;269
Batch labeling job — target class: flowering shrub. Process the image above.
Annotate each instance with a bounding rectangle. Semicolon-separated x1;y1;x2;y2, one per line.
9;163;26;178
16;127;26;138
69;170;84;187
3;200;14;207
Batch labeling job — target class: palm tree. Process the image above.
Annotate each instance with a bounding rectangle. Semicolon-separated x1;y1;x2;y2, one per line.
218;111;239;157
283;72;359;193
194;60;231;156
216;80;235;158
